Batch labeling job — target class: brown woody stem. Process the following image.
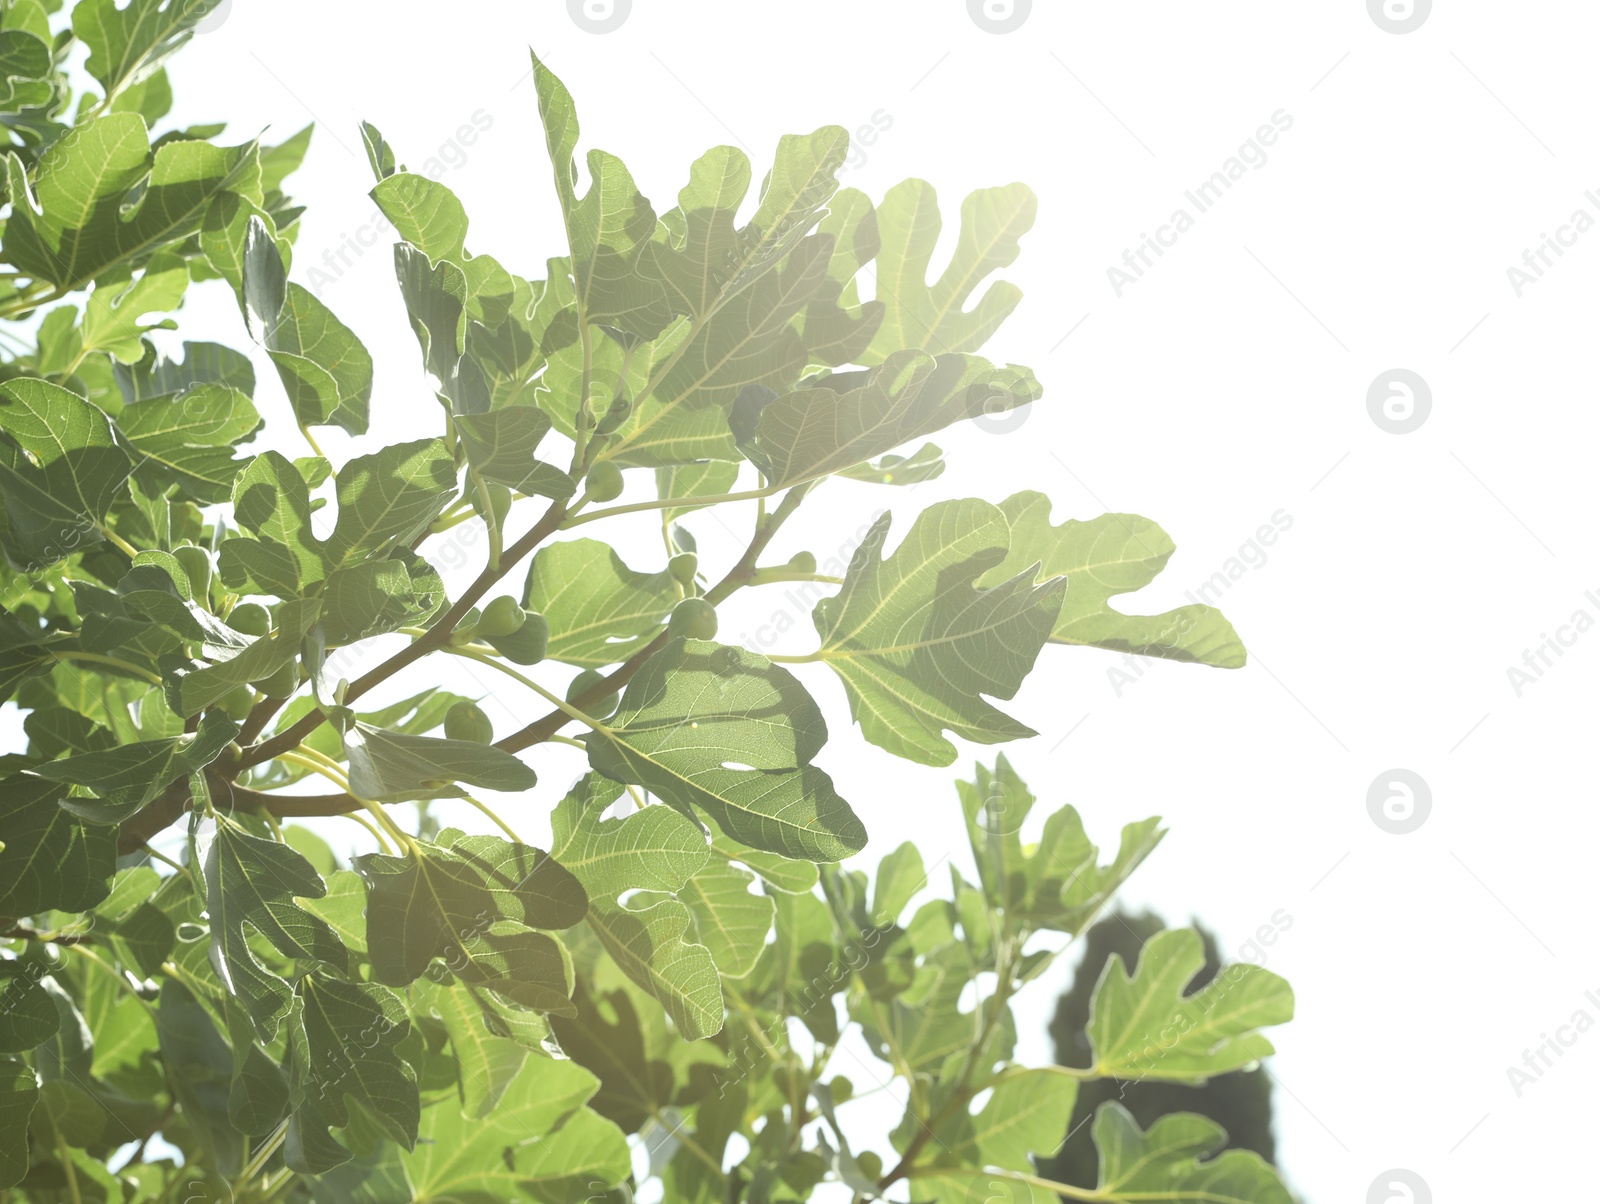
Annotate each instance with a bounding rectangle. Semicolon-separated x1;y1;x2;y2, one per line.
496;484;807;753
236;497;569;771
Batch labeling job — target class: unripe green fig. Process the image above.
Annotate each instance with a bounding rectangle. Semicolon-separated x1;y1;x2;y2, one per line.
487;482;513;527
444;700;494;744
668;597;718;641
566;669;618;719
227;602;271;636
477;595;526;638
217;685;256;721
855;1151;882;1182
252;661;298;698
585;460;624;503
483;610;547;665
667;552;697;587
787;551;817;574
173;545;213;604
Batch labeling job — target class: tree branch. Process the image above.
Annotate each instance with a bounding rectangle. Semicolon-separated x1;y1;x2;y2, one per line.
237;497;569;770
496;484;809;753
208;778;360;817
116;777;194;855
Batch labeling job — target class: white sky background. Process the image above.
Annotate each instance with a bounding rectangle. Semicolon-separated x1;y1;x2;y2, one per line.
96;0;1600;1199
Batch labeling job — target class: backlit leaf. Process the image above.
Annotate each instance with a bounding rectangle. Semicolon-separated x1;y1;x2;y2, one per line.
38;709;235;824
0;775;116;916
343;722;537;802
285;974;418;1173
812;500;1065;766
195;812;349;1039
861;180;1034;365
74;0;227;101
0;1057;37;1190
1087;928;1292;1082
523;538;678;668
980;492;1247;668
1083;1103;1294;1204
3;114;260;289
355;831;585;1008
585;638;866;862
0;376;133;568
742;351;1039;488
549;774;723;1040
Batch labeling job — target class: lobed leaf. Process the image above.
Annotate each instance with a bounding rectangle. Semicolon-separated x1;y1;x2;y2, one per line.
0;775;116;916
0;376;133;569
195;812;349;1040
343;721;537;802
1087;928;1293;1082
741;351;1039;488
355;831;585;1009
285;974;419;1173
1086;1103;1294;1203
861;180;1034;365
981;492;1247;668
812;500;1065;766
39;709;235;823
523;538;679;668
585;638;867;862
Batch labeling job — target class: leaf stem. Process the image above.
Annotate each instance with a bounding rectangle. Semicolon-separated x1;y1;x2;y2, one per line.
427;501;478;534
877;937;1020;1193
55;1134;81;1204
237;1120;289;1185
59;346;93;380
287;744;350;784
298;424;325;458
0;283;65;321
72;944;157;1019
561;483;784;528
276;751;352;793
457;791;522;843
47;649;162;685
470;469;502;570
445;643;610;733
335;809;394;854
747;570;844;586
652;1108;726;1182
96;525;140;558
139;843;194;883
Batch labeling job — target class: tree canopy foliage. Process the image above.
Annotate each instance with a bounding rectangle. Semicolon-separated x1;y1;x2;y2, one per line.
0;3;1291;1200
